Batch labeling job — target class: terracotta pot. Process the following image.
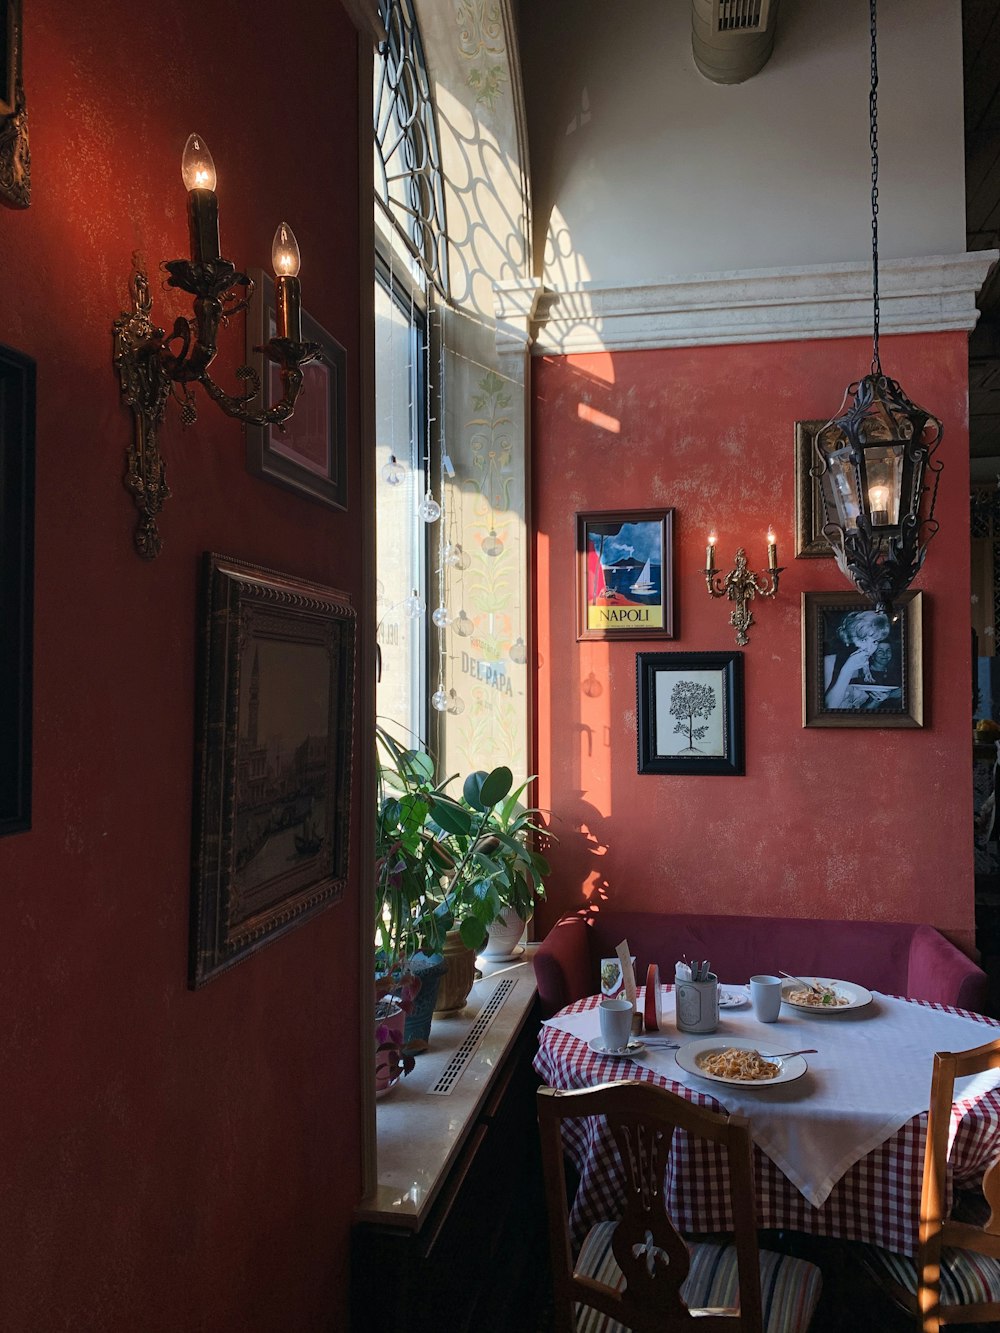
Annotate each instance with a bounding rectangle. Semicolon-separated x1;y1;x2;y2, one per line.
434;929;478;1014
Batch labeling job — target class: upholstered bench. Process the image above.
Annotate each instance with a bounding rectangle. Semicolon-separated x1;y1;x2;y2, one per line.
533;911;988;1018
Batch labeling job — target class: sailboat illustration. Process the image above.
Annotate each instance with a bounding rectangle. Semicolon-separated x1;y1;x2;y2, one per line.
631;558;655;594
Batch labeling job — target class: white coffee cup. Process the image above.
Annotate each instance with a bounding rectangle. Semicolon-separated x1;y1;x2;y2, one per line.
750;974;782;1023
598;998;634;1052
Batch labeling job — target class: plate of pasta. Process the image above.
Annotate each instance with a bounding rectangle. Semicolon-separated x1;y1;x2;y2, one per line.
675;1037;808;1087
779;977;872;1013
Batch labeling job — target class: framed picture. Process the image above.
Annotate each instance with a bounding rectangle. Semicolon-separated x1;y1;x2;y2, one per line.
802;591;923;728
245;270;347;511
636;651;744;776
577;509;674;640
0;343;34;835
794;419;832;558
0;0;29;209
189;554;356;987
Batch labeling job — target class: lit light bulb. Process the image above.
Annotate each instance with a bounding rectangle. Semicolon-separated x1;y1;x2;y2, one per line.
447;689;465;715
431;685;449;712
431;604;452;628
418;491;442;523
403;590;425;618
381;454;406;486
181;133;217;192
868;484;890;525
482;529;504;557
271;221;301;277
509;636;528;664
453;610;475;637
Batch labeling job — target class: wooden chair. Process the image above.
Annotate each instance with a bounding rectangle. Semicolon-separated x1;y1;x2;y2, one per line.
537;1080;822;1332
862;1036;1000;1331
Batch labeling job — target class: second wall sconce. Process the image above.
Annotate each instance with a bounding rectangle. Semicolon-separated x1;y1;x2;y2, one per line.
705;530;783;646
113;134;320;558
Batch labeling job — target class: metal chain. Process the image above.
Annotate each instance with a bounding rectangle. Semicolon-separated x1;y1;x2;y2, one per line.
869;0;881;376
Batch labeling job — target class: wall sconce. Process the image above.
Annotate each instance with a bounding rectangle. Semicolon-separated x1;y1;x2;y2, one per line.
704;530;782;646
113;134;320;558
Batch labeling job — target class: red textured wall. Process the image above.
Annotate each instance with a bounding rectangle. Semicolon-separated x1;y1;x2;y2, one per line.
532;334;974;952
0;3;363;1328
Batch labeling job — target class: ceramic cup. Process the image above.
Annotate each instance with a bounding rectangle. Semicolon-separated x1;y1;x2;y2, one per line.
750;974;782;1023
598;998;634;1052
675;973;720;1034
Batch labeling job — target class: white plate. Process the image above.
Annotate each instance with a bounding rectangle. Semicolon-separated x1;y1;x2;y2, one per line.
587;1037;646;1059
719;987;749;1009
779;977;873;1013
675;1037;808;1087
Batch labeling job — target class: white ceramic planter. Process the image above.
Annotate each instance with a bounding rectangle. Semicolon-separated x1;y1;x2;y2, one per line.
478;907;528;962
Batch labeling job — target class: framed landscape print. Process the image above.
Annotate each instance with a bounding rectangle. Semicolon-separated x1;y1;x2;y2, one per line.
577;509;674;640
802;591;923;728
794;419;832;558
0;343;34;835
189;554;356;986
636;651;744;776
245;270;347;511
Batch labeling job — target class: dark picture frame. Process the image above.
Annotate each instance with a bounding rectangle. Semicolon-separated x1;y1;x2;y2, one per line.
636;651;744;776
245;270;347;511
577;509;675;640
189;554;356;987
0;0;29;209
794;419;832;558
802;591;923;728
0;343;34;835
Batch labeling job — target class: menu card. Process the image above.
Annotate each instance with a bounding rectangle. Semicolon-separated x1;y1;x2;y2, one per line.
615;939;641;1034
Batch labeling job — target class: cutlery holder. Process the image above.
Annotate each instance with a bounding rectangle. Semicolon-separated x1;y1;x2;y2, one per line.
675;972;720;1033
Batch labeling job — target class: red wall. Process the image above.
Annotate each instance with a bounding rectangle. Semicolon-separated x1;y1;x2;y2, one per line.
533;334;974;951
0;4;364;1328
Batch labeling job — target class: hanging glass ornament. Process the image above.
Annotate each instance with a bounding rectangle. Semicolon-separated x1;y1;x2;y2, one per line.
403;590;426;618
453;610;475;637
509;636;528;664
431;604;452;628
443;542;462;566
447;689;465;715
431;684;449;712
418;490;442;523
482;529;504;557
380;454;406;486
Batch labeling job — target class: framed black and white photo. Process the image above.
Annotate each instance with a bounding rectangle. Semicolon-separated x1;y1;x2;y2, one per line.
636;651;744;776
802;591;923;728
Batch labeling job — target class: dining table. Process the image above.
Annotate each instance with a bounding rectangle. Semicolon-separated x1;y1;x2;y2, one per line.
533;984;1000;1257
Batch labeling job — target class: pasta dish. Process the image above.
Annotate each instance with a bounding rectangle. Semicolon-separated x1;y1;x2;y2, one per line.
786;983;848;1007
698;1047;780;1080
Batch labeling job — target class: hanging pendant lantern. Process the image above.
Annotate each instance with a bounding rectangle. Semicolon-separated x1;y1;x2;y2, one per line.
812;0;942;618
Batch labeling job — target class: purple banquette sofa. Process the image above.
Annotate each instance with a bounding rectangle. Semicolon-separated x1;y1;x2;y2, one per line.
533;911;989;1019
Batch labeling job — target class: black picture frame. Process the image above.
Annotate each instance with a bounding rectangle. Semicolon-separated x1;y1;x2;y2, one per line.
0;343;35;836
189;554;356;987
245;270;347;511
802;590;923;728
576;509;675;640
636;651;744;776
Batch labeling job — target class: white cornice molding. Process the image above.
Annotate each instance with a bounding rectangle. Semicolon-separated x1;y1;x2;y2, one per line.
522;251;1000;356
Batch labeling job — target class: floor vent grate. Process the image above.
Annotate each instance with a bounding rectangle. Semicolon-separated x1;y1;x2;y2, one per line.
427;978;517;1095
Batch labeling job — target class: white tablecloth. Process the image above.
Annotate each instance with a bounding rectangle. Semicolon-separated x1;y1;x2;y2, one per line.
542;987;1000;1207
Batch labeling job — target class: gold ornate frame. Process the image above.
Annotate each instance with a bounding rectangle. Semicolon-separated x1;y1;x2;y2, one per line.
0;0;30;208
794;419;832;559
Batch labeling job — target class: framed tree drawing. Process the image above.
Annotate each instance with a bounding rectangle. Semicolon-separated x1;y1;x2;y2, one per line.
577;509;675;640
636;651;744;775
189;554;356;986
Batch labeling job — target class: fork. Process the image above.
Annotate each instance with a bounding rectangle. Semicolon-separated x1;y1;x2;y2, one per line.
779;970;824;996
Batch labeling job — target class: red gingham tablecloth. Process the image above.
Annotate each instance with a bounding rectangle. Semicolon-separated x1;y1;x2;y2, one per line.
533;992;1000;1257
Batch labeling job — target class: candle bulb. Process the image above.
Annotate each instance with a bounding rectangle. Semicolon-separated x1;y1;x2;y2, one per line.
181;133;220;264
271;221;302;341
767;528;778;570
706;530;717;573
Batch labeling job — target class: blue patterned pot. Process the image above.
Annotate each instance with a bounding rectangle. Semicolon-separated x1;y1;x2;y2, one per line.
403;951;448;1047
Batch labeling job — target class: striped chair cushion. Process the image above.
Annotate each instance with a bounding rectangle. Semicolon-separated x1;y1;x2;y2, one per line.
574;1221;821;1332
864;1243;1000;1308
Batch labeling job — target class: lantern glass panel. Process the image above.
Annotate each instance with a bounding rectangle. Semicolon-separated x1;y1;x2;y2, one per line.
860;444;904;527
818;441;861;532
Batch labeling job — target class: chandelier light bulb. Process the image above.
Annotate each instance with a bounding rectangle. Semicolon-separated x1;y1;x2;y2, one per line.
403;590;425;618
453;610;474;637
431;604;452;628
431;685;449;712
482;528;504;557
181;133;217;192
509;636;528;665
381;454;406;486
271;221;301;277
418;490;442;523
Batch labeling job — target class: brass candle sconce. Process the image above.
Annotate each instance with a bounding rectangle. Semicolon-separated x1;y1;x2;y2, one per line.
113;134;320;558
704;531;783;646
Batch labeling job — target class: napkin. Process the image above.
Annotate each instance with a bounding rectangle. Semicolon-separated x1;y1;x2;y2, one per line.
616;940;637;1012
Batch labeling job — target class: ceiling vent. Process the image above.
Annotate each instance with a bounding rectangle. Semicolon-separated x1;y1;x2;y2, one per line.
692;0;780;84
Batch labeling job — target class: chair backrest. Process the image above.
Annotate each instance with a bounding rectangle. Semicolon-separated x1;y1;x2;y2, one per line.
919;1036;1000;1332
537;1079;764;1332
